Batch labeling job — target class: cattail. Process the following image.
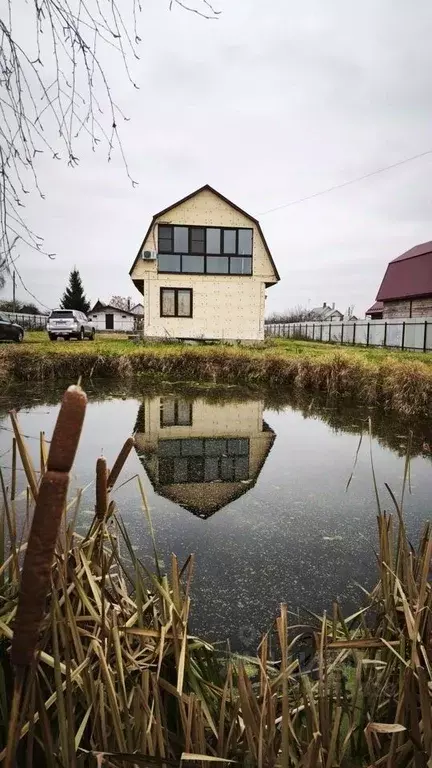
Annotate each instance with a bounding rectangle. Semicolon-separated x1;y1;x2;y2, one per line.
107;437;135;489
11;385;87;667
95;457;108;521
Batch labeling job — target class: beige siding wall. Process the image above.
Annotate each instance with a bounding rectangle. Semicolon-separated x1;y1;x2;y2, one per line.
143;276;264;340
131;188;276;341
383;298;432;318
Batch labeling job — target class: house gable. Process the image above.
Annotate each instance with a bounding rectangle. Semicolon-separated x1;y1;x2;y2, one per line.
129;185;279;286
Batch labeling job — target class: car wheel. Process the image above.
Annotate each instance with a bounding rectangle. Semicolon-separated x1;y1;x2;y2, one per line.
79;328;84;341
16;330;24;343
49;334;57;342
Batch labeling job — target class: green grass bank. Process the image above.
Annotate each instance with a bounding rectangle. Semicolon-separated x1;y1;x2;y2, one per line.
2;332;432;416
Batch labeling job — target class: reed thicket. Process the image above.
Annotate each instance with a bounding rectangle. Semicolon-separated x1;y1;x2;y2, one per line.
0;385;430;767
2;338;432;416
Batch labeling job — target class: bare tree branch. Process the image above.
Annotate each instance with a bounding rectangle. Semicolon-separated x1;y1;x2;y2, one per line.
0;0;220;284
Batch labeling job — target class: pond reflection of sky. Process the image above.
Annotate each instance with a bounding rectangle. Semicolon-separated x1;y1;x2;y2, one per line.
1;383;431;651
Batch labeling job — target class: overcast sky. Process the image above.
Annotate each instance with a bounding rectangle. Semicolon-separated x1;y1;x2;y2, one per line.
11;0;432;316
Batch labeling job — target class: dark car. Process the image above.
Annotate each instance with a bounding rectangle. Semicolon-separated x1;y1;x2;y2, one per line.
0;313;24;343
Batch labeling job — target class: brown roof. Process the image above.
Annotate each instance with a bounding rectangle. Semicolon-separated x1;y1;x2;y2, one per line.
376;241;432;301
129;184;280;283
365;301;384;315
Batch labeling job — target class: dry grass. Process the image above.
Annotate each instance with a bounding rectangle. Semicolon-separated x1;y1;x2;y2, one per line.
1;333;432;417
0;386;431;767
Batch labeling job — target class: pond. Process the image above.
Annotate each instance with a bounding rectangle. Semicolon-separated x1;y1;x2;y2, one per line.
1;380;431;651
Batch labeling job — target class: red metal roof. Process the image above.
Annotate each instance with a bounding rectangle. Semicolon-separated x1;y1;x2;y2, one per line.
365;301;384;315
376;241;432;301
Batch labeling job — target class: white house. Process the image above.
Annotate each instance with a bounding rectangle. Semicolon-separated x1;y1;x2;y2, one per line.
129;185;280;342
90;301;137;332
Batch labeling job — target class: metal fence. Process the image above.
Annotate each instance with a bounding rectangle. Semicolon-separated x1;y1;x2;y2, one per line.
1;312;49;330
265;318;432;352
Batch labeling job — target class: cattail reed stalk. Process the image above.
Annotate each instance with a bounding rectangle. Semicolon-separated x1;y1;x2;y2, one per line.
107;437;135;489
95;457;108;521
40;430;48;477
5;385;87;768
11;385;87;666
10;410;38;500
11;437;16;501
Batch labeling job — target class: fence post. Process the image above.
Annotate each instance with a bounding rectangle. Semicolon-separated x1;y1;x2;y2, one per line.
424;321;428;352
366;322;370;347
401;321;406;351
383;321;387;347
341;322;344;345
312;323;315;341
352;322;356;345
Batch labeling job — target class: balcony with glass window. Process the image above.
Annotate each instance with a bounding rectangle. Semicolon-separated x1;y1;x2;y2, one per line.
157;225;253;275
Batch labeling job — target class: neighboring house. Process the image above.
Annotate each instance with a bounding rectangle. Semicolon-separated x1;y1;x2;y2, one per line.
134;395;275;519
129;184;280;341
131;303;144;315
376;241;432;318
365;301;384;320
90;300;136;331
309;302;343;322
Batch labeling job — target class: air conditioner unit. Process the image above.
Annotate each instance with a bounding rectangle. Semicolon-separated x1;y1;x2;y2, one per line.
142;250;157;260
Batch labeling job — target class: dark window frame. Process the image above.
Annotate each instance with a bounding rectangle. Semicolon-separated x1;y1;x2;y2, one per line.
160;287;193;318
157;224;253;275
157;437;250;484
160;399;193;428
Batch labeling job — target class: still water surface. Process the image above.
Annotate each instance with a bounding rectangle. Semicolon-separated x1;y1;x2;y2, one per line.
1;381;431;650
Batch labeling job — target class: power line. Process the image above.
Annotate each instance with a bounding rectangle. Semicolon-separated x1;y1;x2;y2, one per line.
258;148;432;216
14;267;52;311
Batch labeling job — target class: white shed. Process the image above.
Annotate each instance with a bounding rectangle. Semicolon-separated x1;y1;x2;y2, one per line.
90;301;137;332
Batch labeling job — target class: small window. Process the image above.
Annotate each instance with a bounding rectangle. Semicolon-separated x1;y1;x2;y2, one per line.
182;255;204;273
190;228;205;254
158;225;173;253
160;399;193;427
230;256;252;275
122;315;127;318
161;289;175;317
174;226;188;253
92;315;97;319
206;228;221;254
238;229;253;255
159;254;181;272
177;289;192;316
160;288;192;318
223;229;236;254
207;256;229;274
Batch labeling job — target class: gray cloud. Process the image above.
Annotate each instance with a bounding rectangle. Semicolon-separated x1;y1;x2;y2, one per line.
9;0;432;317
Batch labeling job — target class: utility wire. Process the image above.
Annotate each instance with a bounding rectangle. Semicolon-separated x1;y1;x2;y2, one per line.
13;265;52;312
258;148;432;216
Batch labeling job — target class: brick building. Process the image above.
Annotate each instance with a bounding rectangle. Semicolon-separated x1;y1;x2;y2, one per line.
375;241;432;318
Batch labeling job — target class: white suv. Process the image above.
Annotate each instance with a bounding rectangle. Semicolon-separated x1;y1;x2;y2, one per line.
47;310;95;341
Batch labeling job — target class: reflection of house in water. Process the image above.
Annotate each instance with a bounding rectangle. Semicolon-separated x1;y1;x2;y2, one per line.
134;397;275;518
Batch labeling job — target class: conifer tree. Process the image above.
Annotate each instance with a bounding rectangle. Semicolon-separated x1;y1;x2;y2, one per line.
60;269;90;314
